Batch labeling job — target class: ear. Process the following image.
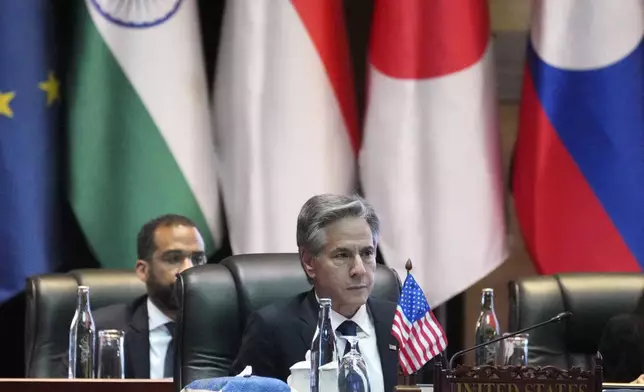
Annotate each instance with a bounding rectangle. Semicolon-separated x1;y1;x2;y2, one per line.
134;259;149;283
300;249;316;280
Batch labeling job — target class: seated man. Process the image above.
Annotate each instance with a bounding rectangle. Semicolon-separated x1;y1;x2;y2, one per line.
93;214;207;379
598;313;644;383
230;194;402;392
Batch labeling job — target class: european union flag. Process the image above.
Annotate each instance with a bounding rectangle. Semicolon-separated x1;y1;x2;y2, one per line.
0;1;60;303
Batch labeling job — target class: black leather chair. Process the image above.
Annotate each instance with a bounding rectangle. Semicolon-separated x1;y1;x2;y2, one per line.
508;272;644;370
25;269;145;377
223;253;401;323
175;263;240;389
175;253;402;390
68;268;146;310
25;273;79;378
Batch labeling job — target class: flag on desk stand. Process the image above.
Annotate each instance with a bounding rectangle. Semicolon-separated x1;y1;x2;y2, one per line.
392;266;448;375
0;0;59;303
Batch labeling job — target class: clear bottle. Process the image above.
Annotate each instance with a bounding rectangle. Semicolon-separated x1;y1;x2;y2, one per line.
68;285;96;378
310;298;336;392
474;288;500;366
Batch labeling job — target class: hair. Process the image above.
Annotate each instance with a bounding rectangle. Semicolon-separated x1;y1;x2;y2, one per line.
137;214;197;261
296;194;380;258
598;313;644;382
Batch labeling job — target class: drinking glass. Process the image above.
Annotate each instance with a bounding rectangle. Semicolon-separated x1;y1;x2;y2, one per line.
495;333;529;366
337;336;371;392
97;330;125;378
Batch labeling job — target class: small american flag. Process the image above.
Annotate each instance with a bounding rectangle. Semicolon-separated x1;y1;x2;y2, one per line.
392;273;448;375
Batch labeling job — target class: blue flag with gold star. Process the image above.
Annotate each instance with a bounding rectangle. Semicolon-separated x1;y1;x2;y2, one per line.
0;0;60;303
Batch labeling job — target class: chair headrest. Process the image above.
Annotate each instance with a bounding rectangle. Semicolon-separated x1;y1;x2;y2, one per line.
222;253;311;319
67;268;146;310
221;253;401;321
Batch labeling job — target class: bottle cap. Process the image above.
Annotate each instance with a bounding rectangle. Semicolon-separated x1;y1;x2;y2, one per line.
482;288;494;294
319;298;332;306
78;285;89;292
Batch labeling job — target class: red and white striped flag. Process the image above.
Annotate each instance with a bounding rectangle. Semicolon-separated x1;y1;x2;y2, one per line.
392;273;447;375
213;0;359;253
360;0;507;307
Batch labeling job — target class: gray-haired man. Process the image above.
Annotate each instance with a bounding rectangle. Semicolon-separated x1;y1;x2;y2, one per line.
230;194;399;392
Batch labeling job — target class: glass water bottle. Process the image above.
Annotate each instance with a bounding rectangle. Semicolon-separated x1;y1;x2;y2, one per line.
474;288;500;366
310;298;336;392
69;285;96;378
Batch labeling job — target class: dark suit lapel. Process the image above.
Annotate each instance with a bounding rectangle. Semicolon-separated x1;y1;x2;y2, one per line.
368;298;399;392
297;290;318;350
125;297;150;379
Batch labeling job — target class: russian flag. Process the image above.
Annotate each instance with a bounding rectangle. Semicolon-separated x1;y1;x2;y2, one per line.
512;0;644;274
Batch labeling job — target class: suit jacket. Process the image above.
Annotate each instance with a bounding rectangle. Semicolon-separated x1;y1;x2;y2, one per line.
230;290;401;392
92;295;151;379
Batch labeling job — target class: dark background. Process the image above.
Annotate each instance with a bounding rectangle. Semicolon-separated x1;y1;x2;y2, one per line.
0;0;464;377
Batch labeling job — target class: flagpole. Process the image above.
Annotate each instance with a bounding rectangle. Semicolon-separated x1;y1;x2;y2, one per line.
405;259;413;385
395;259;422;392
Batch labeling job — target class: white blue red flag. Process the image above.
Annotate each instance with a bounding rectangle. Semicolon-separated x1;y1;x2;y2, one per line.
512;0;644;274
392;273;448;375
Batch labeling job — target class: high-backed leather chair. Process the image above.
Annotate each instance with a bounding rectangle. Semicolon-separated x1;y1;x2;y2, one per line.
176;253;401;390
223;253;401;324
25;273;79;378
25;269;145;377
68;268;146;310
508;272;644;370
175;263;240;389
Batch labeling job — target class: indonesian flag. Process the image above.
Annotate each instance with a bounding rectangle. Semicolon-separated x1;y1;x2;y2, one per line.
214;1;359;253
360;0;508;306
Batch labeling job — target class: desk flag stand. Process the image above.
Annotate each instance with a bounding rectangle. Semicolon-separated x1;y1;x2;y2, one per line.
394;259;423;392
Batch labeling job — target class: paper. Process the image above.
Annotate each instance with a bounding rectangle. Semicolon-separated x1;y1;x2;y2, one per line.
236;366;253;377
288;352;338;392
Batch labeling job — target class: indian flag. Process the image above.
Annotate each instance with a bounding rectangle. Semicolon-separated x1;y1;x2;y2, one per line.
68;0;222;268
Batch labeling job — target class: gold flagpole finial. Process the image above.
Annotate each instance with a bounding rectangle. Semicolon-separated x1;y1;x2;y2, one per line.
405;259;413;275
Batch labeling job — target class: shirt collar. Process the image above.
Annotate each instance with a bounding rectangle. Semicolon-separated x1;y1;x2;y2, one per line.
147;297;173;331
314;292;372;337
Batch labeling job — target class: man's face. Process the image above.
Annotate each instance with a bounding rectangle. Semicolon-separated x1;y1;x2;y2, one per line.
137;224;205;316
303;217;376;318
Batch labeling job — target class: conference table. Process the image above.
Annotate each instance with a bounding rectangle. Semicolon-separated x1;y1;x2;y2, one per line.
0;378;173;392
1;379;639;392
0;379;434;392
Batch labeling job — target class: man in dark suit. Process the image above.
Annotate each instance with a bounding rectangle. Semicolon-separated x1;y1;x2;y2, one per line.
93;214;207;379
230;194;401;392
598;314;644;383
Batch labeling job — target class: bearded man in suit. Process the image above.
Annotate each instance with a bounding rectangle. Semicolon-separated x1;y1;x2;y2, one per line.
93;214;207;379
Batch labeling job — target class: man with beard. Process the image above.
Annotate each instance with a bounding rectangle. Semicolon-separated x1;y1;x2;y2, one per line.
92;214;206;379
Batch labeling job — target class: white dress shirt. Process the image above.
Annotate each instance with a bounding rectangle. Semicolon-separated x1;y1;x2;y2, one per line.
146;298;173;379
313;295;384;392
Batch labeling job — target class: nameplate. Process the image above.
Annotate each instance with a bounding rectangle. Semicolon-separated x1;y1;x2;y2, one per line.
434;363;602;392
456;382;589;392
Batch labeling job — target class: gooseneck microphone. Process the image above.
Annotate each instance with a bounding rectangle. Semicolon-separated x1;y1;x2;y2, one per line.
448;311;572;369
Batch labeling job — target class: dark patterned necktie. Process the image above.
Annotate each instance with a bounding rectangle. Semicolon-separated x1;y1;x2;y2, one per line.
336;320;360;356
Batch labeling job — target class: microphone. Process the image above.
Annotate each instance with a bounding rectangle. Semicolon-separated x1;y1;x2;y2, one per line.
448;311;572;369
